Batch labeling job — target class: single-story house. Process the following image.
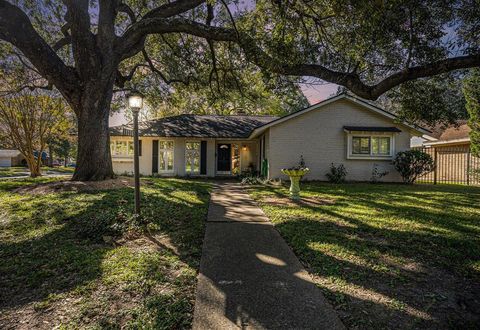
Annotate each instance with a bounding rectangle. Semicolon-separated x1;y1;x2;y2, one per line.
0;149;24;167
109;93;429;182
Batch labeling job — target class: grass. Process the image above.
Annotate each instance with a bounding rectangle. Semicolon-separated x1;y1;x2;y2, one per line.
0;177;211;329
249;182;480;328
0;166;74;177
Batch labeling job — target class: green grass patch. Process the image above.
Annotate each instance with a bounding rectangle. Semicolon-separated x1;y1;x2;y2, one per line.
0;177;211;329
0;166;74;178
250;182;480;328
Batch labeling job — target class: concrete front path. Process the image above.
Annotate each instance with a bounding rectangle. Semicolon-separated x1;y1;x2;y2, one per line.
192;182;344;329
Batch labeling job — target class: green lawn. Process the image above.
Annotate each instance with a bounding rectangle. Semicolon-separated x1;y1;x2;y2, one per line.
0;166;75;177
249;183;480;328
0;177;211;329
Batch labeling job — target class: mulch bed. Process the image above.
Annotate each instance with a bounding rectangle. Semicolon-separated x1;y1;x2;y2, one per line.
13;177;137;195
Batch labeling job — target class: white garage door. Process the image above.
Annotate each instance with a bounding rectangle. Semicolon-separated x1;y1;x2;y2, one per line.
0;157;12;167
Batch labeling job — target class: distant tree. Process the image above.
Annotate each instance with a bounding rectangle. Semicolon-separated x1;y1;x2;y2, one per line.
0;91;69;177
48;135;76;166
378;73;467;127
463;69;480;157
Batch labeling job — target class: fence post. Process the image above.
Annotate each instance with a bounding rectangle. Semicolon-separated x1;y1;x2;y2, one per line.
467;147;471;186
433;147;438;185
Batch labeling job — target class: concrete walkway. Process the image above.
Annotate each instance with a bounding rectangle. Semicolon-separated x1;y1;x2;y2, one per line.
193;183;344;329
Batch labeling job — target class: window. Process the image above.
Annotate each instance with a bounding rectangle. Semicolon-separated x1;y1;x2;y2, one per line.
352;137;370;154
185;142;200;174
371;137;391;155
159;141;174;172
110;140;134;157
348;135;393;158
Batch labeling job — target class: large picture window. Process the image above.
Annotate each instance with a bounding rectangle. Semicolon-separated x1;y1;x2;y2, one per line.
185;142;200;174
349;135;393;159
159;141;174;172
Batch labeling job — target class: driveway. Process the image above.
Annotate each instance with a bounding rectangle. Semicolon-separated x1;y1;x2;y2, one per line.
193;182;344;329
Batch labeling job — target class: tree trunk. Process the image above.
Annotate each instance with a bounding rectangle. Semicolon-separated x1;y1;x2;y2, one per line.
72;80;115;181
25;153;41;177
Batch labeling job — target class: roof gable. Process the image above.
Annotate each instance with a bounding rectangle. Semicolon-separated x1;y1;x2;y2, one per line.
249;93;430;138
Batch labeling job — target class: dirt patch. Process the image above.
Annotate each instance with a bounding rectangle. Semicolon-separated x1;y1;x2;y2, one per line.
262;196;335;207
13;177;137;195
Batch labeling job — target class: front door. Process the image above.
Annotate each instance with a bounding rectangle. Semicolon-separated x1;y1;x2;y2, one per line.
217;144;231;173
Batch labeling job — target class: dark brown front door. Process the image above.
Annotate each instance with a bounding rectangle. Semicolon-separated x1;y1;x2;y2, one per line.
217;144;231;172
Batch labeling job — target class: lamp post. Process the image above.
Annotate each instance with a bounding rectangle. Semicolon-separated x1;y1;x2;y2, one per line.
127;90;144;216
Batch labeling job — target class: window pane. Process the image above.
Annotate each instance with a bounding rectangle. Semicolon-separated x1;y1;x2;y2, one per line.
360;138;370;153
379;137;390;154
372;138;379;154
160;151;166;170
167;141;174;149
352;137;370;154
167;152;174;170
128;141;134;155
185;142;200;173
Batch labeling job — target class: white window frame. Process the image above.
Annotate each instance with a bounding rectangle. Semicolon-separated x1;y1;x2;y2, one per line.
185;141;201;175
110;140;134;158
158;140;174;173
346;132;395;160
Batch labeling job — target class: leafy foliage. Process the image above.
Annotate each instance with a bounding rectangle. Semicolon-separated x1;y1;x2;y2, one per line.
393;150;435;183
325;163;347;183
381;73;467;127
463;68;480;157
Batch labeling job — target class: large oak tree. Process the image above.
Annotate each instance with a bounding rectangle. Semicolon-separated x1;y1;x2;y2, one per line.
0;0;479;180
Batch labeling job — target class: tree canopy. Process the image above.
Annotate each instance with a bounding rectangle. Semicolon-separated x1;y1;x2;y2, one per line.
0;0;479;180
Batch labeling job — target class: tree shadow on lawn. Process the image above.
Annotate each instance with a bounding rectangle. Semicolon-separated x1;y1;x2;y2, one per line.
0;179;210;314
255;183;480;328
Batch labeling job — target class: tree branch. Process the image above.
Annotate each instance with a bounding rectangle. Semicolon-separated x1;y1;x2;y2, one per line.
142;0;206;20
117;3;136;23
142;48;190;85
0;0;79;104
63;0;99;78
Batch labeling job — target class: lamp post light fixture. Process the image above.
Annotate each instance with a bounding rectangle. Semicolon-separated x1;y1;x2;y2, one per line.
127;90;144;216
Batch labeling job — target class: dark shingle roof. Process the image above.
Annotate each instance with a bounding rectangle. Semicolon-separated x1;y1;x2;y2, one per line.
110;114;278;138
343;126;402;132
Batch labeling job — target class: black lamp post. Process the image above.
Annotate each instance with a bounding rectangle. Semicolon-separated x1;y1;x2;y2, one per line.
127;90;144;216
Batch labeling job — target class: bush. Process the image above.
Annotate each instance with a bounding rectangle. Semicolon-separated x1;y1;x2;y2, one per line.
240;175;268;185
326;163;347;183
371;164;389;183
393;150;435;183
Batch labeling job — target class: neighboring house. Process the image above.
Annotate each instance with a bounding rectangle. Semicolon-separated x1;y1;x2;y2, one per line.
416;122;479;185
422;121;471;148
0;149;24;167
109;93;429;182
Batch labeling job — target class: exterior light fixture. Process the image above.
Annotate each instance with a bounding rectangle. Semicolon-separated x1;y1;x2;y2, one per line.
243;145;247;151
127;90;144;110
126;90;144;216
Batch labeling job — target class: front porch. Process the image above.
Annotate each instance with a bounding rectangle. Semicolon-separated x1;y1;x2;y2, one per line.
110;136;260;177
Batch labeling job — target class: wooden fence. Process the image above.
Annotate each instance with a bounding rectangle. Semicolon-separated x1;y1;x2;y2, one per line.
412;145;480;185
